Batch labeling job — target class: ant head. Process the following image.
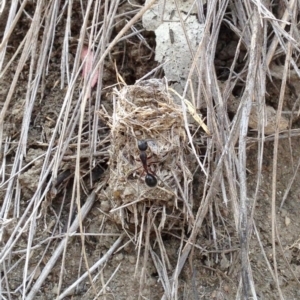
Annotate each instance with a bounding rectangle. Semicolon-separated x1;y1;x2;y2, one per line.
138;140;148;152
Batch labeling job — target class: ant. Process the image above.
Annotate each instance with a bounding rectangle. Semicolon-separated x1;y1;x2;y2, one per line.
138;140;157;187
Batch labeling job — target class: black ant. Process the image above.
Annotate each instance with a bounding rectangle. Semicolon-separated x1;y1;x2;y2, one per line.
138;140;157;187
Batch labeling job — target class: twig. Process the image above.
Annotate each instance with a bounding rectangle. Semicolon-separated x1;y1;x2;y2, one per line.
26;191;96;300
58;233;125;299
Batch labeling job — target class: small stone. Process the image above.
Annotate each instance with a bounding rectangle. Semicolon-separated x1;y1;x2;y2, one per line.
115;253;124;261
223;284;229;292
128;255;136;264
100;200;110;212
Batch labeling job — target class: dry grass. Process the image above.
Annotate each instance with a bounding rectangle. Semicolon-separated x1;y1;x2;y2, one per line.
1;0;300;299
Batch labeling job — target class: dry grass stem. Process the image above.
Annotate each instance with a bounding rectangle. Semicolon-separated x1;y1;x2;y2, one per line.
1;0;300;299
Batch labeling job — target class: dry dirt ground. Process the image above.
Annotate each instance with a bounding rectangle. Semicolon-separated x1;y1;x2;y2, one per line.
1;1;300;299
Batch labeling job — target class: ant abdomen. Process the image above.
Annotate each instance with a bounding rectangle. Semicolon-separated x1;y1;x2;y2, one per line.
145;173;157;187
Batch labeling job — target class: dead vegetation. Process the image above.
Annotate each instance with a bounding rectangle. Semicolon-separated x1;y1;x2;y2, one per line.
1;0;300;299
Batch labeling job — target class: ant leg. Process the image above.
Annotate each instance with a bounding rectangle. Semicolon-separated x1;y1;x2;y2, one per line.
147;168;157;177
136;154;153;162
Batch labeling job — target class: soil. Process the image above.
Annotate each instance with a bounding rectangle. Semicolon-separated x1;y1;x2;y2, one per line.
1;1;300;299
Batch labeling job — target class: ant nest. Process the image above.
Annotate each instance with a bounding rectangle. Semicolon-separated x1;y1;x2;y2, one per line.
102;79;195;232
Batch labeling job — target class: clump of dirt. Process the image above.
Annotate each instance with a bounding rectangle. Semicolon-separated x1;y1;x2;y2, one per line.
99;79;195;234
